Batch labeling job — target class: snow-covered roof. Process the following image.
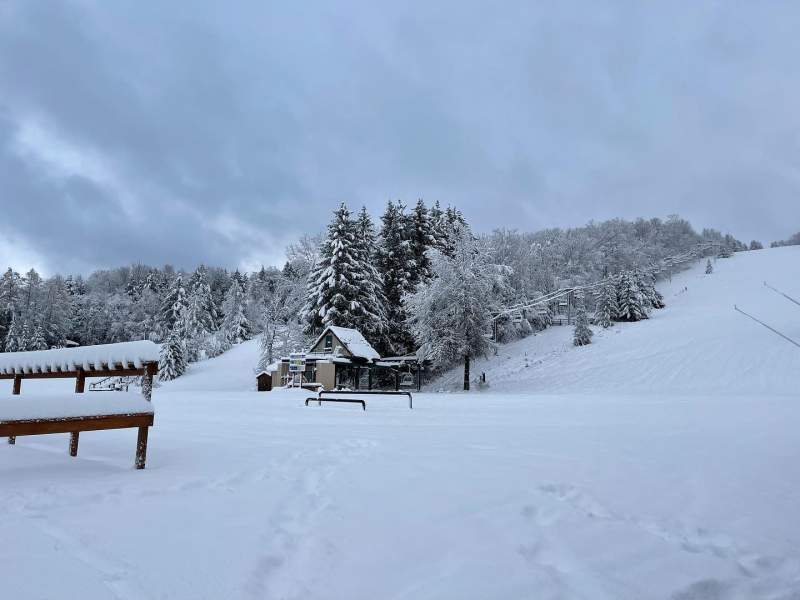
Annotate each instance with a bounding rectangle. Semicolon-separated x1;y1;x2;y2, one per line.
0;393;154;422
311;326;380;361
0;341;160;376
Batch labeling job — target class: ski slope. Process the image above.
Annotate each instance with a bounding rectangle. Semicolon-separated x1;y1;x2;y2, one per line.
432;246;800;396
2;247;799;599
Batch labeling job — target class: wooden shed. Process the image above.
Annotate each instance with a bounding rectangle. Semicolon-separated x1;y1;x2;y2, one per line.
256;371;273;392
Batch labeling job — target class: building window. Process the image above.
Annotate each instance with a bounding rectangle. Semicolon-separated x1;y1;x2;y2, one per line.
324;334;333;352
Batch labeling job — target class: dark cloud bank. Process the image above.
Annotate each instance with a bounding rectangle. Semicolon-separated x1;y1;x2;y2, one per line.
1;1;799;274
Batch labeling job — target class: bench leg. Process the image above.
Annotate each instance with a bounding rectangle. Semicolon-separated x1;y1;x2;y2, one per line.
69;432;79;457
135;426;149;470
8;436;15;445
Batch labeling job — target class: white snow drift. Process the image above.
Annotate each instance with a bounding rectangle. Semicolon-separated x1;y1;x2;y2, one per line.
1;247;799;600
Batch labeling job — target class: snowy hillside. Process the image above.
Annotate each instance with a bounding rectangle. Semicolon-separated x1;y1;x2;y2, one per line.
2;247;800;599
431;246;800;395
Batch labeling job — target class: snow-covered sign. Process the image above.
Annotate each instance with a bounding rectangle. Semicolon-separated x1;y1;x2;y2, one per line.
0;341;160;376
288;353;306;373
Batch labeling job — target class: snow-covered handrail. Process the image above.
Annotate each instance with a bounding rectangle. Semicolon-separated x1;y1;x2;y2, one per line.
0;341;160;376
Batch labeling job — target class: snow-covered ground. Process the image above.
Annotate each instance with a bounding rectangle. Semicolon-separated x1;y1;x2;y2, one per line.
2;247;799;599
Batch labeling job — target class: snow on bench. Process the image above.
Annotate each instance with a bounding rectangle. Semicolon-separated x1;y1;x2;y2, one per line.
1;342;159;469
0;340;160;376
0;393;154;422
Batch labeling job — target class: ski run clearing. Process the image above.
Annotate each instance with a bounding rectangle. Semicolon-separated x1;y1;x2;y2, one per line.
2;246;799;600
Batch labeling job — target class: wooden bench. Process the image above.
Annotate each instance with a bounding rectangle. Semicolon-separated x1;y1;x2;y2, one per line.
0;341;159;469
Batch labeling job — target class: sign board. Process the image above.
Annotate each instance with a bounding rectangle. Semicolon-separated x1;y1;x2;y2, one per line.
288;353;306;373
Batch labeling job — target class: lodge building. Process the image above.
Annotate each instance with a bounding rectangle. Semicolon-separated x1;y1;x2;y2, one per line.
269;326;423;391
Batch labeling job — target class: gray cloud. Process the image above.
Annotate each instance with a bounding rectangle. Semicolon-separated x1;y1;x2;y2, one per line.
1;1;799;274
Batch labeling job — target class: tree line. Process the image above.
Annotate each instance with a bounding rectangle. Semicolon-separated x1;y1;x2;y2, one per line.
0;204;749;387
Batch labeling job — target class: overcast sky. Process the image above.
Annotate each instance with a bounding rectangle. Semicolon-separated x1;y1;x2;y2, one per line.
2;1;799;275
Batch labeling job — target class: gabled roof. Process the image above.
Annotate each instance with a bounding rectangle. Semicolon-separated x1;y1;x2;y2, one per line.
311;326;381;361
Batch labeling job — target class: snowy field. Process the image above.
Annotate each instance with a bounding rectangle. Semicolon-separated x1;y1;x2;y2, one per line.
2;247;799;599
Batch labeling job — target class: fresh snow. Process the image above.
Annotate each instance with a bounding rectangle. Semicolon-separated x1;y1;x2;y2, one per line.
0;392;153;421
313;325;381;360
0;340;160;375
432;246;800;396
2;247;800;599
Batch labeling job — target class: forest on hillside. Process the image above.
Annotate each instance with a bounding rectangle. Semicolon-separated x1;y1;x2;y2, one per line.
0;203;754;380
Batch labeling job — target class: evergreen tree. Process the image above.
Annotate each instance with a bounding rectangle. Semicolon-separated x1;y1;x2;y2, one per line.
616;271;648;322
634;268;665;310
406;223;498;391
3;313;21;352
573;297;593;346
409;199;435;285
220;278;250;346
353;206;389;344
706;259;713;274
159;275;188;338
594;275;618;328
186;266;219;332
376;200;415;354
303;203;384;341
30;323;48;351
158;329;187;381
429;200;447;251
19;319;32;351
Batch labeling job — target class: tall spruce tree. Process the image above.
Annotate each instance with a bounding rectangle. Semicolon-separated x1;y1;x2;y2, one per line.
182;268;219;362
3;313;21;352
353;206;389;344
30;323;48;351
573;296;593;346
159;275;189;338
158;328;187;381
376;200;416;354
595;274;618;328
220;278;250;346
303;203;379;337
616;271;648;322
409;199;435;285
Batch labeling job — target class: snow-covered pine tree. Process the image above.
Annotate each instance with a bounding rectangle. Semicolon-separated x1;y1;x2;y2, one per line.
19;319;31;351
158;328;187;381
3;313;20;352
428;200;447;252
30;323;48;350
159;275;188;339
187;266;219;331
376;200;416;354
180;266;220;362
302;203;376;336
406;223;498;391
573;297;593;346
706;259;713;274
594;274;618;328
633;268;665;311
409;199;435;285
353;206;389;345
220;278;250;347
616;271;648;322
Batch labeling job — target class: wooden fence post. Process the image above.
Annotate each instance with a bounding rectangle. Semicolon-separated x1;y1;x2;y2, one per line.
69;432;79;457
9;375;21;444
135;426;149;469
75;370;86;394
142;363;156;402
